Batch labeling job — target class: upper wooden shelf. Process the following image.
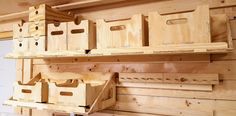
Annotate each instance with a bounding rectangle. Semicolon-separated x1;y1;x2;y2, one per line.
5;42;232;59
8;4;233;59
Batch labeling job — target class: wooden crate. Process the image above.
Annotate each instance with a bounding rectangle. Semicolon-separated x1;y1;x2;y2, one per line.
148;5;211;46
29;20;47;37
44;72;116;107
13;22;29;39
47;22;67;51
48;80;105;107
12;74;48;103
96;14;145;49
13;22;30;53
29;36;46;52
5;72;117;114
67;20;96;51
29;4;74;22
13;38;29;53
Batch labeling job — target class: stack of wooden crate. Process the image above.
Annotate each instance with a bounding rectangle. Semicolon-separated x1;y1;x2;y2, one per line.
13;4;74;54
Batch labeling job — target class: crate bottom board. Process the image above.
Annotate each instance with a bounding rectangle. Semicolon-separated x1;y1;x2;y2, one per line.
4;98;88;114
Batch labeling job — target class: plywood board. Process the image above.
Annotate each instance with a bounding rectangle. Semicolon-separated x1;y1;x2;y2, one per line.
96;14;145;49
47;22;67;51
149;5;210;46
67;20;96;50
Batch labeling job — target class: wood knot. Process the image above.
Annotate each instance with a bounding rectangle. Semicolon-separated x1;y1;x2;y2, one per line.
180;77;187;82
185;100;191;107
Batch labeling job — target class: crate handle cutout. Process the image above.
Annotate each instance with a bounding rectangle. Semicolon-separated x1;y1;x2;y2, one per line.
22;89;32;93
35;41;39;46
18;42;23;47
51;31;64;35
166;18;188;25
60;91;73;96
110;25;126;31
71;29;85;34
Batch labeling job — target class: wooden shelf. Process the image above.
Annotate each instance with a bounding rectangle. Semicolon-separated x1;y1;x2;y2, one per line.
4;98;89;114
5;42;232;59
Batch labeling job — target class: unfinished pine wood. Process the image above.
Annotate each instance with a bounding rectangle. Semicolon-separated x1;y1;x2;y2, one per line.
149;5;211;46
23;59;33;84
212;40;236;60
211;14;228;42
91;42;229;55
117;80;236;100
48;82;104;107
13;38;29;53
4;1;236;116
67;20;96;51
46;72;114;107
29;20;46;37
29;4;74;22
13;74;48;103
118;82;213;91
6;72;117;114
230;20;236;39
96;14;145;49
47;22;67;51
110;94;236;116
13;22;29;39
29;36;46;52
119;73;219;85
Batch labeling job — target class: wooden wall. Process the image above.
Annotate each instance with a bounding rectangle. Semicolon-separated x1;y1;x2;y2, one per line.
15;0;236;116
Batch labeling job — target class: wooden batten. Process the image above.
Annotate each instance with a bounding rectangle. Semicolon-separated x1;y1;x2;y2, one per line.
119;73;219;85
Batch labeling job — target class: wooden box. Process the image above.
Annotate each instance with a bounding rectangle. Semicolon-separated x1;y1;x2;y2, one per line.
12;80;48;103
13;22;30;53
13;38;29;53
12;73;48;103
67;20;96;51
29;36;46;52
47;22;67;51
48;80;105;107
96;14;144;49
148;5;211;46
13;22;29;39
29;4;73;22
29;20;47;37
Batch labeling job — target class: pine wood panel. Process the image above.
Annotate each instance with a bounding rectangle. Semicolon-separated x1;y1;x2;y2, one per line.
9;0;236;115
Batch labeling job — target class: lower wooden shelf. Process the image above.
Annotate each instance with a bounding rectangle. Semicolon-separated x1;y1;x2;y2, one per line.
4;98;89;114
5;72;117;115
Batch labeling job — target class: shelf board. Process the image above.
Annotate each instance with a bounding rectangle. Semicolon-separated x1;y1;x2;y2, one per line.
4;98;88;114
5;42;232;59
